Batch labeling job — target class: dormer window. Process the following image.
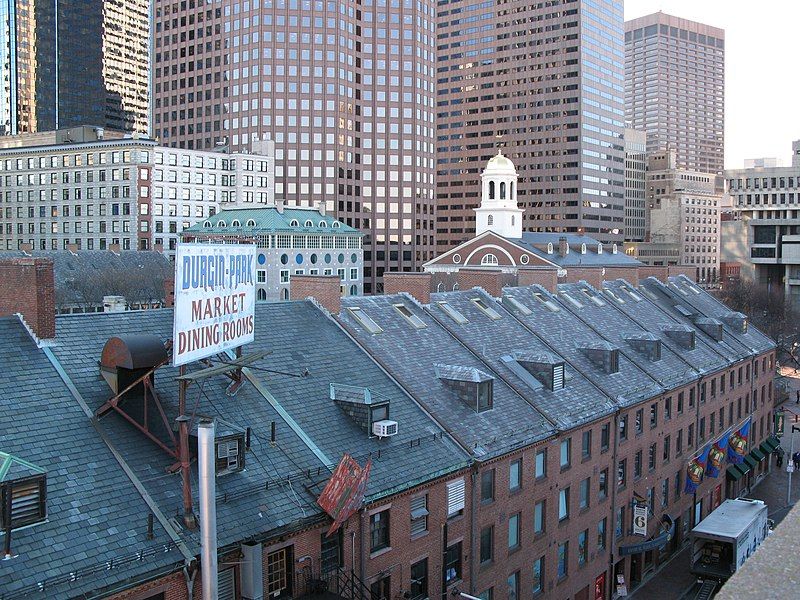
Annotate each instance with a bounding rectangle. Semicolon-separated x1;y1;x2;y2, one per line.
246;219;256;227
332;222;341;228
203;220;211;227
347;307;383;334
216;220;227;227
330;383;393;436
661;324;696;350
305;220;314;227
231;219;241;227
290;219;300;227
547;242;554;254
625;333;662;362
471;297;502;320
481;253;498;265
503;351;566;391
437;301;469;325
597;243;603;254
581;243;587;254
435;364;494;412
0;452;47;532
393;303;427;329
319;221;328;227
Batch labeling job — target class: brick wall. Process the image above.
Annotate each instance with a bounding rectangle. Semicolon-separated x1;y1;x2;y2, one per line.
292;275;342;314
668;265;697;281
638;266;669;283
517;268;558;292
456;269;504;297
603;266;640;286
0;257;56;340
561;267;603;288
384;272;433;304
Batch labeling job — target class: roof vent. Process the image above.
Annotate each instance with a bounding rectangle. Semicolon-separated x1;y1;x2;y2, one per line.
720;311;748;334
693;316;724;342
99;335;169;397
434;364;494;412
502;351;566;391
188;416;246;476
625;332;662;361
372;420;399;438
661;324;696;350
579;341;620;374
0;452;47;557
331;383;392;436
674;304;697;318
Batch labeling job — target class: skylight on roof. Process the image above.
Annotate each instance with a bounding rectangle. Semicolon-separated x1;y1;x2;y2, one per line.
559;291;584;309
471;297;502;320
393;303;427;329
603;287;625;304
502;295;532;316
532;291;560;312
347;307;383;334
580;288;606;306
437;301;469;325
622;285;643;302
670;282;690;296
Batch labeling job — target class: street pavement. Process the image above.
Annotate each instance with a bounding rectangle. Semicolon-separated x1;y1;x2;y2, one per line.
628;371;800;600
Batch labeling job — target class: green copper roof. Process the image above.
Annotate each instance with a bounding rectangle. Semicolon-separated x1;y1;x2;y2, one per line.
183;206;362;235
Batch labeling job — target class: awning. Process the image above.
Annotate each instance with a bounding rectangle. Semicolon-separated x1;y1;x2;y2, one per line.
750;448;766;462
618;514;675;556
761;436;780;454
737;460;752;476
743;455;758;470
726;464;745;481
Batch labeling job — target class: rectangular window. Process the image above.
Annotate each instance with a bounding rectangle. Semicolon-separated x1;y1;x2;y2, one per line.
557;542;568;579
410;559;428;600
371;576;390;600
650;403;658;428
370;510;390;552
677;429;683;455
700;417;706;441
634;450;642;479
532;556;544;595
444;542;462;584
509;459;521;492
446;479;465;517
479;525;493;564
665;396;672;420
601;422;610;451
507;572;519;600
410;495;428;537
678;392;684;414
619;415;628;441
480;469;495;503
535;449;547;479
534;500;545;535
688;423;695;447
661;478;669;507
616;506;625;538
582;430;592;459
580;477;590;509
597;517;607;550
559;487;570;521
635;409;643;434
599;468;608;500
618;459;627;488
560;438;571;469
578;530;588;566
649;443;657;471
508;513;520;550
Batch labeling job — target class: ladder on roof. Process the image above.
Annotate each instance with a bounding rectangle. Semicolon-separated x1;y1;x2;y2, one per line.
692;579;717;600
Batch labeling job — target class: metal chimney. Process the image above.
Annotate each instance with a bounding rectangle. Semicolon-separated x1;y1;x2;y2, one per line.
198;419;218;600
241;541;264;600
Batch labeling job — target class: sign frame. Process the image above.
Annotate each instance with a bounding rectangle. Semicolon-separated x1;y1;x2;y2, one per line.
632;504;648;537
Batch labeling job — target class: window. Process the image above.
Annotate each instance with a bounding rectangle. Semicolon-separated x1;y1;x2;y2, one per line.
599;468;608;501
509;459;521;492
480;526;493;564
635;409;643;434
597;517;607;551
508;513;520;550
677;429;683;455
688;423;695;447
678;392;684;414
699;417;706;441
664;436;671;463
507;572;519;600
410;495;428;537
558;487;570;521
557;541;569;579
370;510;390;552
648;443;657;471
616;506;625;538
532;556;544;595
618;459;627;488
578;530;588;566
444;542;462;584
534;500;545;535
634;450;642;479
393;304;426;329
650;403;658;428
446;479;465;517
535;449;547;479
661;478;669;508
481;470;495;503
560;438;571;469
580;477;590;509
348;306;384;334
471;297;502;320
480;253;498;266
690;388;696;407
601;422;610;451
619;415;628;441
665;397;672;421
371;576;391;600
410;559;428;600
581;430;592;459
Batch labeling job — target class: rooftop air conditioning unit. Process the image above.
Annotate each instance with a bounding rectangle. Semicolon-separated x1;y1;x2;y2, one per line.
373;420;399;438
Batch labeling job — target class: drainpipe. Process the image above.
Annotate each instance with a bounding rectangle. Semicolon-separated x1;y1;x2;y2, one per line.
198;419;218;600
177;415;197;529
469;466;478;595
359;508;368;585
607;407;620;600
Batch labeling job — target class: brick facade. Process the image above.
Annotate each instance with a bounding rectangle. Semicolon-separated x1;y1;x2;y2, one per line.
0;257;55;339
561;267;603;288
456;270;505;298
516;269;559;292
292;275;342;314
384;272;433;304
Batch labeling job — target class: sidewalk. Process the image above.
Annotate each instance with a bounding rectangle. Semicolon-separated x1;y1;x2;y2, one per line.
628;373;800;599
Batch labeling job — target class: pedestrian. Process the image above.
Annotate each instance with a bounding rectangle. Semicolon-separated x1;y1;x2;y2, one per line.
793;452;800;470
796;389;799;404
776;449;784;468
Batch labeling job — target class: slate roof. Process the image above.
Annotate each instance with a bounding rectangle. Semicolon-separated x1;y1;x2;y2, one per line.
502;285;664;407
509;232;641;267
339;294;555;459
427;289;617;430
182;206;361;236
2;301;467;598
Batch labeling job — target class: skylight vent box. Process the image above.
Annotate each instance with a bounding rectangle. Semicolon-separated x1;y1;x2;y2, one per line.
693;317;724;342
189;417;246;476
661;325;696;350
331;383;392;436
625;333;662;362
510;351;566;391
579;341;620;374
435;364;494;412
720;311;748;334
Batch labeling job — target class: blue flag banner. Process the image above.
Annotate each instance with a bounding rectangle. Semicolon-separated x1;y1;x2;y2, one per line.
706;431;730;478
685;444;711;494
728;420;751;465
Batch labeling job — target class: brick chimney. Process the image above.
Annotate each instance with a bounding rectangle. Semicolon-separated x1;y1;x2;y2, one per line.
517;268;558;293
292;275;341;314
456;269;504;298
383;272;432;304
558;236;569;257
0;258;56;340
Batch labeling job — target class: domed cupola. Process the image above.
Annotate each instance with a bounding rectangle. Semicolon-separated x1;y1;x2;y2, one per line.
475;150;523;238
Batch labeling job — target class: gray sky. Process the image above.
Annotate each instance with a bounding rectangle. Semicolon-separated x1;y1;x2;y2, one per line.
625;1;799;169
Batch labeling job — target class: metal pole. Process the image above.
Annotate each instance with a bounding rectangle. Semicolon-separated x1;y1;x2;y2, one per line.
199;419;218;600
788;429;795;506
177;415;196;529
441;522;448;600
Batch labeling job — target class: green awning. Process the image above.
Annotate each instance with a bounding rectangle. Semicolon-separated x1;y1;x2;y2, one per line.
762;436;780;453
737;460;752;475
727;464;745;481
743;455;758;470
750;448;766;462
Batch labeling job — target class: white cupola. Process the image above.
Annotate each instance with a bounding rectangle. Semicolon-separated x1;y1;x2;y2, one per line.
474;150;523;238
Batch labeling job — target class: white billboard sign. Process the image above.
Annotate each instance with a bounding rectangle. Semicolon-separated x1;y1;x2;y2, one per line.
172;243;257;366
633;505;648;537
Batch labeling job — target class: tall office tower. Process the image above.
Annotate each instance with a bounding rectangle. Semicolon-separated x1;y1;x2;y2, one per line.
152;0;437;294
0;0;150;136
625;12;724;177
624;128;646;241
435;0;626;250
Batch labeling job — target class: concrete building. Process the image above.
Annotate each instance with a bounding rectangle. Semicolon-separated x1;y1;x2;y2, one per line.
436;0;627;248
151;0;437;292
625;149;721;284
181;205;364;300
724;140;800;305
625;12;725;178
625;128;647;241
0;127;274;255
0;0;150;136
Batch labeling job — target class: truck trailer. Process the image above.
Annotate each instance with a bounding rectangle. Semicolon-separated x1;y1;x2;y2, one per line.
689;498;769;583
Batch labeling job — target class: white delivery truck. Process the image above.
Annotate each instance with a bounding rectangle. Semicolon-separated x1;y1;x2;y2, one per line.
689;498;769;583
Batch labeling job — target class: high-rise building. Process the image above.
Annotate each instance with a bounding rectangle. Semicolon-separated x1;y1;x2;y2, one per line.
625;12;725;177
624;128;646;242
0;0;150;136
435;0;626;249
151;0;437;294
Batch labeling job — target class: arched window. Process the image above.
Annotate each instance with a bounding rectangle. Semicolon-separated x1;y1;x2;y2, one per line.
305;220;314;227
547;242;554;254
231;219;241;227
487;215;494;226
511;216;515;226
481;253;499;266
319;221;327;227
500;182;506;199
203;220;211;228
257;288;267;301
489;181;495;199
437;282;444;292
216;220;226;227
246;219;256;227
510;182;514;199
332;222;341;228
453;283;460;291
290;219;300;227
281;288;289;301
349;284;358;296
